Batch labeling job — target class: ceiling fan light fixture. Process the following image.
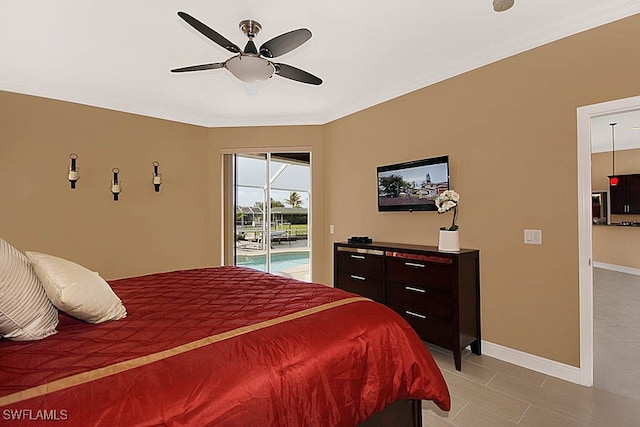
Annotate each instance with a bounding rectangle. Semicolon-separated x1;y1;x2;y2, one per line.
493;0;514;12
173;12;321;86
225;55;274;83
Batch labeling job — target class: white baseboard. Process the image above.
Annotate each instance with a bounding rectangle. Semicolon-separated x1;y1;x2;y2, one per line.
593;261;640;276
481;341;582;385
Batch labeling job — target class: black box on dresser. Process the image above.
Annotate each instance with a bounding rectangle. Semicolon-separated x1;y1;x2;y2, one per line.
334;241;480;371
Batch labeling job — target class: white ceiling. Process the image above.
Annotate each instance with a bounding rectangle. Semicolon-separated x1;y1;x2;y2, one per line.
591;109;640;153
1;1;639;129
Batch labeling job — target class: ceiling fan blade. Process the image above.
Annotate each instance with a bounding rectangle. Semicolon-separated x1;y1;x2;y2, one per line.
171;62;225;73
260;29;311;58
275;63;322;85
177;11;241;54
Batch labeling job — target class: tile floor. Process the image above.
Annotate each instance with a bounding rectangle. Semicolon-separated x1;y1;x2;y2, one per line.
421;268;640;427
593;268;640;400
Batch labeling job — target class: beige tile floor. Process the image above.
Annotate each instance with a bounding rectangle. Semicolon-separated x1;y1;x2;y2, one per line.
593;268;640;400
421;268;640;427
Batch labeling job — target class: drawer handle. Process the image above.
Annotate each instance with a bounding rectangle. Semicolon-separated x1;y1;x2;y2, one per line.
405;286;426;294
404;262;425;268
350;275;366;281
350;255;366;260
405;310;426;319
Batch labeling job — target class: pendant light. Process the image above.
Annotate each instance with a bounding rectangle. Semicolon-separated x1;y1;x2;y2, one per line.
609;122;619;186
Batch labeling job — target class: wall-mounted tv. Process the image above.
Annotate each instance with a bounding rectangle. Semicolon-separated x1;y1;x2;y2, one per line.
377;155;449;212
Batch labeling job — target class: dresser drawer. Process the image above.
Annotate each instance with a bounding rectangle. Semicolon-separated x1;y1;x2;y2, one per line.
386;281;452;320
336;248;384;278
336;272;384;302
390;305;453;349
385;255;453;292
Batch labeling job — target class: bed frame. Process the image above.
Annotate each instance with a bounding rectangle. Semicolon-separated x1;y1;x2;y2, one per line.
360;399;422;427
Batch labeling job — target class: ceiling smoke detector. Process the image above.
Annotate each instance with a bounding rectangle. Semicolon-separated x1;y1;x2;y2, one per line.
493;0;514;12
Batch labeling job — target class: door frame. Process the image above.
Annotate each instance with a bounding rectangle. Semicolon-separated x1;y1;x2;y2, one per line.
577;94;640;386
221;147;313;277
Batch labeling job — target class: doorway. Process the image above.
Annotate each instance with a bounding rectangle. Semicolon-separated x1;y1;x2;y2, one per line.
228;152;311;281
577;94;640;386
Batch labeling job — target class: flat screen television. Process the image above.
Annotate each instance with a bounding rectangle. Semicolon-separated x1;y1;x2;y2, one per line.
377;155;449;212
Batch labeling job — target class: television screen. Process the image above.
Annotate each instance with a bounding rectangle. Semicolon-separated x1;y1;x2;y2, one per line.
377;155;449;211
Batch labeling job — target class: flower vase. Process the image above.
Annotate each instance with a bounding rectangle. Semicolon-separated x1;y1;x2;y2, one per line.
438;230;460;252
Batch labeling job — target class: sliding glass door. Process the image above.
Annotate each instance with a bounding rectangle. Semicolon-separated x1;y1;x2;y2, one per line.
230;152;311;281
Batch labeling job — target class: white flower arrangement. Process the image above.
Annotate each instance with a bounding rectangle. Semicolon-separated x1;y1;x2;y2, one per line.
435;190;460;231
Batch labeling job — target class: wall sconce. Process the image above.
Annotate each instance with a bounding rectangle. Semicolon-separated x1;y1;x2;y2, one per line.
152;161;162;192
111;168;122;201
68;153;79;189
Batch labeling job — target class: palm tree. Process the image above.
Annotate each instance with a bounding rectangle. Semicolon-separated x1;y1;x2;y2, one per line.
285;192;303;208
254;198;284;209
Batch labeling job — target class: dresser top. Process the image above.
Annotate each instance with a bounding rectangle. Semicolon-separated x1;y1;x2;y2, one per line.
335;241;478;255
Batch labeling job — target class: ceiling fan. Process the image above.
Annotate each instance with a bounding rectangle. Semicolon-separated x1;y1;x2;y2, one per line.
171;12;322;86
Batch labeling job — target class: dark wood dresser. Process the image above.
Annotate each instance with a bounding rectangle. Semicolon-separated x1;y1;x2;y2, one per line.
334;241;480;371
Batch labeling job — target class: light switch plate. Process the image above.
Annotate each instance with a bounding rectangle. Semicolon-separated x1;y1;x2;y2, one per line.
524;229;542;245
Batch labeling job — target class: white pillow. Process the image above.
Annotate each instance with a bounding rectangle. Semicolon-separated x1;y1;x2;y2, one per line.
0;238;58;341
25;252;127;324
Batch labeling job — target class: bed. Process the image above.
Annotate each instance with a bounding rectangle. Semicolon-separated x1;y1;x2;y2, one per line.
0;265;450;426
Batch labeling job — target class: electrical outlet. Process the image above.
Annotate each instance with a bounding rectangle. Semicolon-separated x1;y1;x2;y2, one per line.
524;229;542;245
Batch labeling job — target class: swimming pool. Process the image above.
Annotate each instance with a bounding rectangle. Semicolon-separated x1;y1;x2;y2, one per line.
237;251;310;275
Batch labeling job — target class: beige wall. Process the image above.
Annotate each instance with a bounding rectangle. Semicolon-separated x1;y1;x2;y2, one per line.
2;14;640;368
0;91;213;279
591;148;640;269
323;14;640;367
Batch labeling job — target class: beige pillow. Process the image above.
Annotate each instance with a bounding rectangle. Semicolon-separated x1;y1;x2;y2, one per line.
26;252;126;324
0;238;58;340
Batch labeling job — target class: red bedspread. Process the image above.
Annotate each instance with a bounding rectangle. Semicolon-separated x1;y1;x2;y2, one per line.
0;266;449;426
